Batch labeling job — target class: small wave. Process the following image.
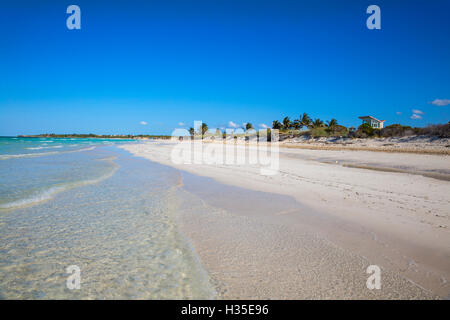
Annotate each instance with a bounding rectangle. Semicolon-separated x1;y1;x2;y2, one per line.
0;186;66;209
25;147;44;150
25;145;63;150
0;146;97;160
0;151;60;160
77;146;96;152
0;161;118;210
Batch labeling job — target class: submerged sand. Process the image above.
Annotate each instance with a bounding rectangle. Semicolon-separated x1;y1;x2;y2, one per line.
120;141;450;299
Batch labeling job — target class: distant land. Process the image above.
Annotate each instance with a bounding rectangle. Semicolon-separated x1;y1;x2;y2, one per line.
17;134;171;139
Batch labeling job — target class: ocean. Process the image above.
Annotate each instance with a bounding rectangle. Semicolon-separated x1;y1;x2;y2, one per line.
0;137;214;299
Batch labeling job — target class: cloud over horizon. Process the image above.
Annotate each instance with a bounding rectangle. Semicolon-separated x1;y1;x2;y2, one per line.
140;121;148;125
228;121;239;128
429;98;450;106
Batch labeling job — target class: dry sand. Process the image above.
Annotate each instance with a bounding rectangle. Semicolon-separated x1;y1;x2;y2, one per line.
120;140;450;299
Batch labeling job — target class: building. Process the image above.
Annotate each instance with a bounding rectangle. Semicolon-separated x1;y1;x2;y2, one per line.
358;116;385;129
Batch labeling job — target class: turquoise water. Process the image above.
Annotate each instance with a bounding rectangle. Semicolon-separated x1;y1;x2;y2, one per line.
0;137;214;299
0;137;134;210
0;136;134;159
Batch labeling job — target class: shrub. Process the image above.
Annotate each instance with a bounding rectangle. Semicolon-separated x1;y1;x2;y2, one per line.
329;124;348;137
421;122;450;138
352;123;375;138
309;127;329;137
380;123;450;138
381;124;414;137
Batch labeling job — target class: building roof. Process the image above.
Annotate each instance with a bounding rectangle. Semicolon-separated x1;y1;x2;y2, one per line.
358;116;385;123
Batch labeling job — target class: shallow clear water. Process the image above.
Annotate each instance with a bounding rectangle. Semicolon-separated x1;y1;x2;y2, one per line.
0;137;135;210
0;138;215;299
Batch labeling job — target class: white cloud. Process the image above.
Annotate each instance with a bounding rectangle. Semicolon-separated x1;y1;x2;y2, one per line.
410;114;422;120
258;123;269;129
140;121;148;125
412;109;424;115
178;122;185;126
429;99;450;106
396;112;402;115
228;121;239;128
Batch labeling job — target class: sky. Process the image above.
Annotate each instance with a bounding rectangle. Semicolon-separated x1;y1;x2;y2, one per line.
0;0;449;135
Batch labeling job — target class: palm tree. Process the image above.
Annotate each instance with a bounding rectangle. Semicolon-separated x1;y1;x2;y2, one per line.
299;113;312;128
245;122;253;130
292;119;301;130
326;118;338;129
282;117;291;130
201;123;209;136
326;118;337;127
311;118;324;128
189;127;195;136
272;120;282;130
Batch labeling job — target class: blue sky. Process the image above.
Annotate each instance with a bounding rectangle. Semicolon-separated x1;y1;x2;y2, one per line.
0;0;449;135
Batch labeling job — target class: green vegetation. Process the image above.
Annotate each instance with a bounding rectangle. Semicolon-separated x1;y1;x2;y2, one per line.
270;114;450;139
282;117;291;130
297;113;312;129
350;122;450;138
187;123;210;139
271;113;346;138
272;120;282;130
309;127;329;137
201;123;209;136
354;122;375;137
311;118;324;128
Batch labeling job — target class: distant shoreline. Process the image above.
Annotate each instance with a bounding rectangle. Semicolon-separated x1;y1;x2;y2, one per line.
15;134;171;140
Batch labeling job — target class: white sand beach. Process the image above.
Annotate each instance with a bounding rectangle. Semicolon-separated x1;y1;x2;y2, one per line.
120;140;450;299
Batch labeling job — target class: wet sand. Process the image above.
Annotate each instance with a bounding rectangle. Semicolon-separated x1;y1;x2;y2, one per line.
121;141;450;299
176;172;436;299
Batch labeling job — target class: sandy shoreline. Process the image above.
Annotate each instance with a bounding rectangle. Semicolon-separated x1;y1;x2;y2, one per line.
120;141;450;299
